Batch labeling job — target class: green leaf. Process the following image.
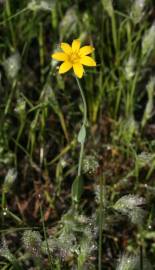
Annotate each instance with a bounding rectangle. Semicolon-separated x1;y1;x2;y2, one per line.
71;176;83;203
77;125;86;144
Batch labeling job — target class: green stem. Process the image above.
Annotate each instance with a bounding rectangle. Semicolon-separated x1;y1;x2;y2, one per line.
78;142;84;177
111;12;118;56
5;0;16;49
1;191;6;224
2;191;6;210
75;76;87;125
4;80;17;115
75;76;87;177
39;22;44;84
40;205;52;269
0;7;28;26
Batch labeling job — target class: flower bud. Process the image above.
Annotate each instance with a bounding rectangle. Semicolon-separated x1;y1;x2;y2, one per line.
101;0;114;17
124;56;135;81
142;23;155;62
130;0;145;24
3;168;17;193
3;52;21;80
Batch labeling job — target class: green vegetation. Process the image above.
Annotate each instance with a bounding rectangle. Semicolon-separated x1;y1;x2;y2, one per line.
0;0;155;269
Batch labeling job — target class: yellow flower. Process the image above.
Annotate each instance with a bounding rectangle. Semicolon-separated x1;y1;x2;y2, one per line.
51;39;96;78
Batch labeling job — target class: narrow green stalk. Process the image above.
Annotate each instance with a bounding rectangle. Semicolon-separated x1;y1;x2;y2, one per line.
71;77;87;205
75;76;87;177
0;7;28;26
58;112;69;142
78;142;84;177
15;121;25;153
48;138;76;165
75;77;87;125
7;210;23;224
111;12;118;57
98;175;104;270
4;80;17;115
39;205;52;269
1;191;6;224
1;191;6;211
114;84;122;118
129;70;139;113
39;22;44;84
5;0;16;49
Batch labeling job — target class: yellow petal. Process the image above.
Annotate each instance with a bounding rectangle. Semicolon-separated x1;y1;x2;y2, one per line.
52;52;68;61
72;39;81;52
79;46;94;56
60;43;72;54
80;56;96;66
73;63;84;78
59;61;72;74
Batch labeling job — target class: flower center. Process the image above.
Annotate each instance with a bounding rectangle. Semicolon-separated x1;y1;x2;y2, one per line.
69;53;80;64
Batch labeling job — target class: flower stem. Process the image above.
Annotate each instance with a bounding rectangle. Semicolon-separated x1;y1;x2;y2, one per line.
75;76;87;177
78;142;84;177
75;77;87;126
71;77;87;205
